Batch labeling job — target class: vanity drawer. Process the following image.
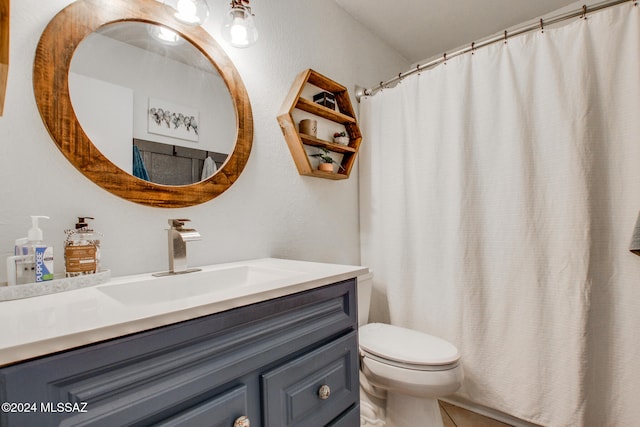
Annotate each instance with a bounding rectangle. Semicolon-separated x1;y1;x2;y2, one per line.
327;404;361;427
261;331;359;427
154;385;248;427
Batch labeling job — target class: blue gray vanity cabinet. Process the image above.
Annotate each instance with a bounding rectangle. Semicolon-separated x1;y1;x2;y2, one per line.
0;279;359;426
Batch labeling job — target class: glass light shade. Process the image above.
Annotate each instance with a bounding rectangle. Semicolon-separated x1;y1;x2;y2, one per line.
164;0;209;26
222;7;258;48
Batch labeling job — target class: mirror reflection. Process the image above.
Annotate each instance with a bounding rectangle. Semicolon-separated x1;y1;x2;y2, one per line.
68;22;236;185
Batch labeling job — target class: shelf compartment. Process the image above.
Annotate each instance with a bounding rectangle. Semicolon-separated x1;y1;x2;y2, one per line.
300;134;357;154
295;98;356;125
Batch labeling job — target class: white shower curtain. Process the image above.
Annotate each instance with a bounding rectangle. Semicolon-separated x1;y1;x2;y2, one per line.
359;5;640;426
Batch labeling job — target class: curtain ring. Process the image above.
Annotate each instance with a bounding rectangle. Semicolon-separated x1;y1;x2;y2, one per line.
471;42;476;55
582;5;588;19
443;52;447;64
504;30;508;44
540;18;544;33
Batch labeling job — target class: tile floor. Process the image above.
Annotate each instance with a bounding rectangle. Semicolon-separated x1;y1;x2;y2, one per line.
440;401;514;427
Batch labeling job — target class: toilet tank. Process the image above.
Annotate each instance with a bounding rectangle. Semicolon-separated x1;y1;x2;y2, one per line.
357;270;373;326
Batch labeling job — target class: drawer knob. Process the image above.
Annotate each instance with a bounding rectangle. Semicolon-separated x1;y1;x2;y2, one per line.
318;384;331;400
234;415;250;427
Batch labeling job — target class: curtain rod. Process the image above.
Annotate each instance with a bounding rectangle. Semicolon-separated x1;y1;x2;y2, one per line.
357;0;636;101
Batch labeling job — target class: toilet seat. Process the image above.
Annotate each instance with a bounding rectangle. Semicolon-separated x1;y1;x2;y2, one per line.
361;350;460;371
359;323;460;370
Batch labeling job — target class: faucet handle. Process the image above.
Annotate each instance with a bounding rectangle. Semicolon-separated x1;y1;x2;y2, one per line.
169;218;191;228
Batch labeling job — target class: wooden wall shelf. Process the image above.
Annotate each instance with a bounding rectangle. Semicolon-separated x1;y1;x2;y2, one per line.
278;69;362;180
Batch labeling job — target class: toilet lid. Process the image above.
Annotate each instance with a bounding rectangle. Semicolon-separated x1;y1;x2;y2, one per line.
359;323;460;366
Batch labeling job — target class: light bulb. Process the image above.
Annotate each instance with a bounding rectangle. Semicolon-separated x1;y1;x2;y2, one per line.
222;7;258;48
147;24;184;46
230;18;249;46
164;0;209;26
176;0;198;22
157;27;180;43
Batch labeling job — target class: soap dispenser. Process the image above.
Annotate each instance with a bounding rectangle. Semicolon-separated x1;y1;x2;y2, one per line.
6;215;54;285
64;217;101;277
28;215;55;283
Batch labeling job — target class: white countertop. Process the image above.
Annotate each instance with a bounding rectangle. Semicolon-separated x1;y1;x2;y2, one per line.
0;258;367;367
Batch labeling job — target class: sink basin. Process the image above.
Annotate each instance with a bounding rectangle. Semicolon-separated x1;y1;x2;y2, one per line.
98;265;300;306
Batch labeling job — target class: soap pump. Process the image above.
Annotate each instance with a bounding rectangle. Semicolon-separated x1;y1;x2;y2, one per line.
27;215;48;245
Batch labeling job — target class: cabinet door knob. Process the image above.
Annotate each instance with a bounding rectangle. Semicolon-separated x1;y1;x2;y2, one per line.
234;415;250;427
318;384;331;400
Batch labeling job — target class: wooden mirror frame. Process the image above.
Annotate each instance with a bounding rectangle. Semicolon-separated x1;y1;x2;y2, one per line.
0;0;8;116
33;0;253;208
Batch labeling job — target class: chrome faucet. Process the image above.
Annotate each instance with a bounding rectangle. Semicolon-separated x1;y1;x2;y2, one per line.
154;219;201;276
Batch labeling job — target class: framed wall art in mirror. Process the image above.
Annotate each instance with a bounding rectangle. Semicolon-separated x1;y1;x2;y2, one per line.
33;0;253;208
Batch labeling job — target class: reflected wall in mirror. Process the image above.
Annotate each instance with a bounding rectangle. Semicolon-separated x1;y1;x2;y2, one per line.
34;0;253;207
68;22;235;185
0;0;8;116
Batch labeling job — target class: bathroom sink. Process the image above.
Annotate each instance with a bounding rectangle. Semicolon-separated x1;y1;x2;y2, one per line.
98;265;300;306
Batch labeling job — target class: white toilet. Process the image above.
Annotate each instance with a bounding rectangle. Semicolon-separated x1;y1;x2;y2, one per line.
357;271;464;427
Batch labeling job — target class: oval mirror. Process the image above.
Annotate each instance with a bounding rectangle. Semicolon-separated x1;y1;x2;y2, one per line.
69;21;236;186
34;0;253;208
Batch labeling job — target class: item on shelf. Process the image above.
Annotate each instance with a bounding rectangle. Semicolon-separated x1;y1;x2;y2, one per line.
318;163;334;172
310;147;344;173
299;119;318;137
64;217;101;277
313;91;336;109
333;131;349;145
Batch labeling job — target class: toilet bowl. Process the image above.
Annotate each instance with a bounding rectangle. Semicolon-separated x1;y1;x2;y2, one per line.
357;272;464;427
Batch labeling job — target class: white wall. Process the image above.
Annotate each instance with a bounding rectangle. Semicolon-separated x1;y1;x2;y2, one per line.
0;0;408;280
69;73;134;172
70;31;236;155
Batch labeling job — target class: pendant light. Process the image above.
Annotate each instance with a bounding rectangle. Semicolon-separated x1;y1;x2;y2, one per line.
164;0;210;26
222;0;258;48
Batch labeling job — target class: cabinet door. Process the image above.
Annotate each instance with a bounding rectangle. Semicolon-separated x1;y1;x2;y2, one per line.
261;331;359;427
